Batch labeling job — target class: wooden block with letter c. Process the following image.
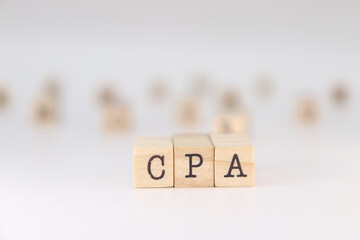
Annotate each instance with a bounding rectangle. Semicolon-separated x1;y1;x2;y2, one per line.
134;137;173;188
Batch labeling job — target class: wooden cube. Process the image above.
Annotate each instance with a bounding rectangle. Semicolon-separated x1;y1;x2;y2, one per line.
190;73;212;97
220;89;240;111
148;77;168;102
44;78;61;99
104;103;131;131
134;137;174;188
210;133;254;187
177;98;201;127
33;94;57;124
254;74;274;99
212;112;248;133
0;87;8;108
296;97;319;124
331;83;348;106
173;134;214;187
98;86;116;107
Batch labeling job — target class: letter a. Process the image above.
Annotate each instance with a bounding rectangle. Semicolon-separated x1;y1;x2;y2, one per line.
224;153;247;178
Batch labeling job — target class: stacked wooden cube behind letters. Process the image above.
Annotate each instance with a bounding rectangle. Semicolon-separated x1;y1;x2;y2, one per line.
134;133;254;187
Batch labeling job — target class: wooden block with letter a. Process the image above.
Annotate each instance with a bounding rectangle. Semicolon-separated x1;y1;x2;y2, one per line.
134;137;173;188
210;133;254;187
173;134;214;187
212;112;248;133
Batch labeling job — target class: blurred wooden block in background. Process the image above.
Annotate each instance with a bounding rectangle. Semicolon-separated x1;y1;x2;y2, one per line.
254;74;274;99
190;73;213;97
104;103;131;132
210;133;254;187
148;77;168;103
296;97;319;124
33;94;57;124
331;83;348;106
134;137;174;188
212;112;248;133
0;87;9;108
177;98;201;127
44;76;61;99
99;86;116;107
173;134;214;187
220;89;240;112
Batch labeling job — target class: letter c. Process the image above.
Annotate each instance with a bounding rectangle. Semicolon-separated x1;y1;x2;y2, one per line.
147;155;165;180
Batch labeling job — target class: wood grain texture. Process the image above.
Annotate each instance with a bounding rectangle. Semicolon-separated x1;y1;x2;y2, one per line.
210;133;254;187
212;112;248;134
134;137;173;188
173;134;214;187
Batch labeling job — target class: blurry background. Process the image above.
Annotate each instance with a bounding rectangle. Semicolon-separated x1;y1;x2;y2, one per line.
0;0;359;239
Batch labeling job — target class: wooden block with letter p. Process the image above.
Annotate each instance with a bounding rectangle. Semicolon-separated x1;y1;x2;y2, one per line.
210;133;254;187
134;137;173;188
173;134;214;187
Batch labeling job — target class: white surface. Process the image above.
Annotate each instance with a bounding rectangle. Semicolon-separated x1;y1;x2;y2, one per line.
0;0;360;239
0;119;359;239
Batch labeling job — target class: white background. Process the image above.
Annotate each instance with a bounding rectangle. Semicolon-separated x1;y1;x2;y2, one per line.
0;0;359;239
